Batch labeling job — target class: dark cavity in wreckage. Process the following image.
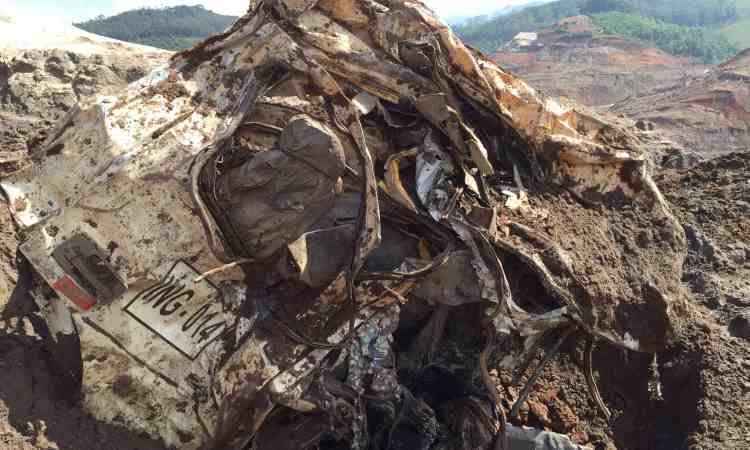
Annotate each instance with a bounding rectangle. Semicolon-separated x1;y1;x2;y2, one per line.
0;1;687;449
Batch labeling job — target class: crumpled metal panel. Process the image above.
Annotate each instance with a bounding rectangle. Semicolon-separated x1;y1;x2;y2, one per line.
0;42;258;450
0;0;689;448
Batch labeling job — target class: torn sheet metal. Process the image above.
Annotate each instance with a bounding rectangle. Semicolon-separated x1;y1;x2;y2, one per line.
0;0;688;448
416;130;455;220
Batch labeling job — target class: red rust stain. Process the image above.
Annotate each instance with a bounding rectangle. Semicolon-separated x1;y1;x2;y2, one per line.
53;275;97;311
12;197;27;212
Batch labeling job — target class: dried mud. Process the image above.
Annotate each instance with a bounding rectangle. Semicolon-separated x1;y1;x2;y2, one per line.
490;154;750;450
655;153;750;449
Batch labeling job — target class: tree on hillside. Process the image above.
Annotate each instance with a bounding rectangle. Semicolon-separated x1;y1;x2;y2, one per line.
75;5;237;51
592;12;738;63
454;0;580;52
581;0;634;14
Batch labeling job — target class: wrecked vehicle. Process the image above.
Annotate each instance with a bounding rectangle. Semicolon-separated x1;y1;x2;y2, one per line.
0;0;687;449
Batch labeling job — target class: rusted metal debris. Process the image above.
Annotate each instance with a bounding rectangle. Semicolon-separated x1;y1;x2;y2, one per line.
1;1;687;449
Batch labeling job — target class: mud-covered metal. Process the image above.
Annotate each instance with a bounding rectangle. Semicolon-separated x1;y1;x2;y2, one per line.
1;0;687;449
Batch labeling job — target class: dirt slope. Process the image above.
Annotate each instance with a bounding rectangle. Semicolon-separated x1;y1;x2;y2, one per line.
491;16;707;107
610;49;750;163
491;15;749;165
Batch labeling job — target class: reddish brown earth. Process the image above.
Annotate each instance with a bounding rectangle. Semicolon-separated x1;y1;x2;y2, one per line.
654;153;750;449
492;16;749;167
481;154;750;450
492;16;705;108
611;49;750;163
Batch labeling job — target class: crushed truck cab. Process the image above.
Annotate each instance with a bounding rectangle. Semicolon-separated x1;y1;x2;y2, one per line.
1;1;688;449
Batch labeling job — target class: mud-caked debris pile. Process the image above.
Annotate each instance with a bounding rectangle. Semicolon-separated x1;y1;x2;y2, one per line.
0;1;688;449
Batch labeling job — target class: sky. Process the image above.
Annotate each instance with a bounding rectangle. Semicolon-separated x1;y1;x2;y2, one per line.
0;0;537;22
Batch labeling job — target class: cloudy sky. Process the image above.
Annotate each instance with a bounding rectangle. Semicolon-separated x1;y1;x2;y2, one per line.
0;0;536;22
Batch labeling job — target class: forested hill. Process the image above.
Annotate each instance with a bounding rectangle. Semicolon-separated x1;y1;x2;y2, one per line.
75;5;237;51
454;0;745;63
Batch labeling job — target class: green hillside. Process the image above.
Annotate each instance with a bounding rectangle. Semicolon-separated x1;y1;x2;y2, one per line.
455;0;580;52
454;0;745;62
720;0;750;49
75;5;237;51
592;12;738;62
720;18;750;49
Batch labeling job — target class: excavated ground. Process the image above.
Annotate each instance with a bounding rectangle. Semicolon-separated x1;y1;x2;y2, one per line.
492;17;750;165
655;153;750;449
491;16;707;109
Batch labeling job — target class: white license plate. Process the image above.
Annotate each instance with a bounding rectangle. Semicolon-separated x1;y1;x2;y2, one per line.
124;261;233;360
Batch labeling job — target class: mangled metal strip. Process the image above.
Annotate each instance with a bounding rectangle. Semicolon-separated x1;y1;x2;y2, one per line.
419;38;496;177
171;11;267;70
317;0;379;27
295;10;374;55
343;113;382;269
380;1;655;195
210;303;397;449
296;10;494;179
414;93;493;176
301;44;434;104
273;0;320;19
488;231;598;335
449;220;500;305
450;220;537;335
384;148;419;211
282;9;438;102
